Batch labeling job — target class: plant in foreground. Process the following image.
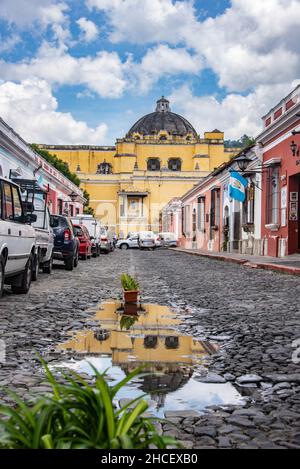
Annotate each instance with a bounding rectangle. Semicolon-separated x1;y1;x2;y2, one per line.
121;273;140;292
0;358;179;449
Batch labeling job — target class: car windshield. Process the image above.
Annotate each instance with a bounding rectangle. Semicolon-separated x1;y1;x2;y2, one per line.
50;216;65;228
160;233;175;240
73;226;83;236
140;232;154;238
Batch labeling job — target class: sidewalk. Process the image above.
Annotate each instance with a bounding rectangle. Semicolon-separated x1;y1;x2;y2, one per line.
173;248;300;276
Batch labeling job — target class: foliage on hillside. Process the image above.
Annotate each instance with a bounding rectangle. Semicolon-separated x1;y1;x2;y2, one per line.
224;134;255;149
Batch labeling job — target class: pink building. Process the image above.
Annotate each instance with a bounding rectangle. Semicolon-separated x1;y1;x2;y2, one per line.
257;85;300;257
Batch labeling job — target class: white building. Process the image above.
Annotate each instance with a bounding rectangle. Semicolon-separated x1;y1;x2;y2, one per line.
0;118;85;215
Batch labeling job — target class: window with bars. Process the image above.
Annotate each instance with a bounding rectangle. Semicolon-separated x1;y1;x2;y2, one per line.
182;205;191;236
243;181;255;225
210;189;220;227
147;158;161;171
197;196;205;232
168;158;182;171
58;199;63;215
266;166;280;225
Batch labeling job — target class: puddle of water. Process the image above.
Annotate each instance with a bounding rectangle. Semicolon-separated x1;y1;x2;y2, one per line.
56;301;244;416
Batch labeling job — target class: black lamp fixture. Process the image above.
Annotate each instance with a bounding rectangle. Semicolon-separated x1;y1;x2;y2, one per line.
69;191;78;202
290;140;299;157
235;152;253;172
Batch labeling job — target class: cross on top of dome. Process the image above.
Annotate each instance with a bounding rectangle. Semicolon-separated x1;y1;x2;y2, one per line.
156;96;170;113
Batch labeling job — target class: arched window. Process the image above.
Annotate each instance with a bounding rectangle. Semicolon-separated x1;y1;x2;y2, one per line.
147;158;161;171
168;158;182;171
159;135;167;141
96;160;112;174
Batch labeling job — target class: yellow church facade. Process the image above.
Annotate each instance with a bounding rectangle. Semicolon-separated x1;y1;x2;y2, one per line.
40;97;238;236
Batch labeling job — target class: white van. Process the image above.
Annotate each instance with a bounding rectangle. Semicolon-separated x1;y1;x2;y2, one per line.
15;179;54;279
0;177;36;297
71;215;101;257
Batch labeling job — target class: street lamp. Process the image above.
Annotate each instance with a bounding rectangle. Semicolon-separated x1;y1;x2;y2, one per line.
290;140;299;157
235;153;253;172
69;191;78;202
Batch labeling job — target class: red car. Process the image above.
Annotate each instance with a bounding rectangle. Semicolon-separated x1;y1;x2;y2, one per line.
73;224;92;260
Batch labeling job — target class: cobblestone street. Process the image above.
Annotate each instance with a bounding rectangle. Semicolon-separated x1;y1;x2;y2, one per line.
1;249;300;449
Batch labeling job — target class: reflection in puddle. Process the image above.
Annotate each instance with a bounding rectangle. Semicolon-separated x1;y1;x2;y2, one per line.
57;301;244;416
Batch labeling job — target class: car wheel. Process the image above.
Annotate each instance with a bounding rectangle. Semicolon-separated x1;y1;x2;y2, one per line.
0;255;5;298
120;244;129;250
74;251;79;268
11;255;33;294
43;257;53;274
32;253;39;281
65;257;74;271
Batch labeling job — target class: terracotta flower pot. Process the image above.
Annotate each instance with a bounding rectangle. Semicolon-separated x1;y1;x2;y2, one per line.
123;290;139;304
123;302;139;316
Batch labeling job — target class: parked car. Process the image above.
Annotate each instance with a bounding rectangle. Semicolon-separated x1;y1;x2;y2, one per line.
100;228;115;254
157;232;178;248
72;224;92;260
71;215;101;257
50;215;79;271
0;177;37;297
14;178;54;280
138;231;156;250
117;233;139;250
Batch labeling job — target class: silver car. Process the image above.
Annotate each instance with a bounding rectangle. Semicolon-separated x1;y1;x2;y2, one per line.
117;233;139;250
138;231;156;250
100;228;115;254
157;232;178;248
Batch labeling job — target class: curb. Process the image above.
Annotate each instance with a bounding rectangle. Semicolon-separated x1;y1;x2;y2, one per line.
173;248;300;277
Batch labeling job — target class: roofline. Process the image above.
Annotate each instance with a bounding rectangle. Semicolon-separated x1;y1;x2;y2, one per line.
37;144;116;151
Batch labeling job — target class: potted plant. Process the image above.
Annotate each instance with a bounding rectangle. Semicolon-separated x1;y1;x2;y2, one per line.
121;273;140;303
123;302;139;316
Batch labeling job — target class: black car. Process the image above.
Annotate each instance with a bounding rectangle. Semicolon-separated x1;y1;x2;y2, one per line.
49;215;79;271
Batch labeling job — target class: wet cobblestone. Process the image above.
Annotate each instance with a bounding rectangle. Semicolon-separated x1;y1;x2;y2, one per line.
0;249;300;449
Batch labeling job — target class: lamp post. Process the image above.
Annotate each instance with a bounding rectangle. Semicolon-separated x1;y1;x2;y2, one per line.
290;140;299;157
69;191;78;202
235;153;253;172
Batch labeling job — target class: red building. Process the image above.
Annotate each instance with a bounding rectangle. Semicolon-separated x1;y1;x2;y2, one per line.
257;85;300;257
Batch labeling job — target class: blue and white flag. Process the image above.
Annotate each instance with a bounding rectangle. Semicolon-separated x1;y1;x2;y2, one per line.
229;171;247;202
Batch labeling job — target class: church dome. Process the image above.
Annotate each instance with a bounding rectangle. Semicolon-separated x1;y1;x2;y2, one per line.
127;97;198;139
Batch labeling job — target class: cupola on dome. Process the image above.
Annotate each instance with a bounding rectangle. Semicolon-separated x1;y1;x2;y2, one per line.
127;97;198;138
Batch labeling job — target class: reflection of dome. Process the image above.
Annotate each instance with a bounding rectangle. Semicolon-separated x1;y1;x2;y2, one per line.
120;363;193;406
127;97;198;138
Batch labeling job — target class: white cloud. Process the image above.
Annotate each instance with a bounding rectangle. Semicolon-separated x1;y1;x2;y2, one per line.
86;0;196;44
190;0;300;91
0;0;70;44
0;0;68;26
134;44;203;92
0;42;202;97
0;78;108;144
77;17;99;42
169;82;296;140
0;43;130;98
86;0;300;93
0;34;21;53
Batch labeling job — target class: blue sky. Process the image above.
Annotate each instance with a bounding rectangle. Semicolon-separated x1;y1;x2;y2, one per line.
0;0;299;145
